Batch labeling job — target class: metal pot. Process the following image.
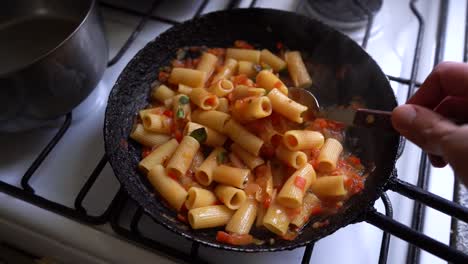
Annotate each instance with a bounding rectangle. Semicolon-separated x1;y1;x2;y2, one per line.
0;0;108;132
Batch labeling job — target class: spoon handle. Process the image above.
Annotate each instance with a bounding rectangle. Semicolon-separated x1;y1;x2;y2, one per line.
354;108;395;132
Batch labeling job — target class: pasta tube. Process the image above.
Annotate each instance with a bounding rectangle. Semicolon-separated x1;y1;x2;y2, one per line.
232;96;272;122
196;52;218;82
141;113;171;134
195;148;225;186
214;185;247;210
223;119;264;156
189;88;219;110
255;204;266;227
260;49;286;72
217;97;229;113
138;107;165;120
151;84;175;103
226;199;258;234
166;136;200;178
184;122;226;147
147;165;187;211
285;51;312;88
263;190;290;235
317;138;343;172
178;84;193;95
283;130;324;151
188;205;234;229
185;187;217;209
311;175;347;197
130;124;170;147
231;143;264;170
267;88;308;123
212;58;238;84
231;85;266;101
277;163;316;208
138;139;179;173
168;67;206;88
256;70;288;95
191;109;230;132
212;165;250;189
226;48;260;63
291;192;321;227
275;143;308;169
209;79;234;97
237;61;256;78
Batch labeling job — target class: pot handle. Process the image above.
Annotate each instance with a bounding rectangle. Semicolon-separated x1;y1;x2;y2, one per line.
365;209;468;263
386;178;468;222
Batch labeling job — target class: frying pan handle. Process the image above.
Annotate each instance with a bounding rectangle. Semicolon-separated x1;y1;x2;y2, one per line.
387;178;468;222
365;210;468;263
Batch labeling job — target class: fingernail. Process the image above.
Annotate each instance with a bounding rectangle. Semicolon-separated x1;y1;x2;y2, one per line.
392;104;417;130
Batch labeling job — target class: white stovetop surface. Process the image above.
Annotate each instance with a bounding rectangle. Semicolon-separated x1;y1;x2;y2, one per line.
0;0;464;263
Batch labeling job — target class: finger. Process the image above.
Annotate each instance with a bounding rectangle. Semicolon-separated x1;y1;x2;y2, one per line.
391;104;457;156
408;61;468;108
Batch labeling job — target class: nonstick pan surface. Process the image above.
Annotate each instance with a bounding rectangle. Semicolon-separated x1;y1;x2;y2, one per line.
104;8;399;252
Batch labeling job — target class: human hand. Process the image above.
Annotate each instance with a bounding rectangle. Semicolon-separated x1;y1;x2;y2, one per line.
391;62;468;186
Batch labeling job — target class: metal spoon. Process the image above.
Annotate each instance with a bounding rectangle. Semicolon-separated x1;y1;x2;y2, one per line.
288;87;395;131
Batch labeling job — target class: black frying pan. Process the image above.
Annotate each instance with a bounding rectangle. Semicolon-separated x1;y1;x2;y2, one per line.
104;8;468;262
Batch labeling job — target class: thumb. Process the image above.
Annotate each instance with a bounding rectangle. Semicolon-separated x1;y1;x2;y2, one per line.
391;104;457;156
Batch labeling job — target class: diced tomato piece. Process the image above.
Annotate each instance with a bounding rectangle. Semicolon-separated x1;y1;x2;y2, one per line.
232;74;250;86
168;170;178;180
273;81;283;89
163;110;173;118
347;156;361;166
213;200;223;205
310;205;323;215
177;213;187;223
285;207;301;220
216;231;253;246
314;118;328;129
234;40;254;49
205;96;217;106
263;196;271;208
294;176;306;191
142;147;152;158
276;42;284;50
174;130;183;142
158;71;170;82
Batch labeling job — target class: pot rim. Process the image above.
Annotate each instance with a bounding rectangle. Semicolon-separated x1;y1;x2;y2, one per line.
0;0;97;77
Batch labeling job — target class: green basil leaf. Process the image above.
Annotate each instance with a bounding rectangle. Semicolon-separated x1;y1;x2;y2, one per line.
216;151;227;165
179;95;190;105
176;107;185;119
190;127;207;143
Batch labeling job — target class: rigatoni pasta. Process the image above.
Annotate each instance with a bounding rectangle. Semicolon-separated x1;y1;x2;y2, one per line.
132;42;368;246
285;51;312;88
188;205;234;229
148;165;187;211
139;139;179;174
214;185;247;210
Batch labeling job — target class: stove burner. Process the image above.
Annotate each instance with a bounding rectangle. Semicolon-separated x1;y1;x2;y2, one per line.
304;0;382;30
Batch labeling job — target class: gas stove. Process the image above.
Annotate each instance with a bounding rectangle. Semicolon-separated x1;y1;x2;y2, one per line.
0;0;466;263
